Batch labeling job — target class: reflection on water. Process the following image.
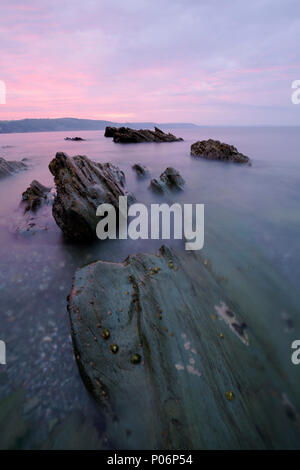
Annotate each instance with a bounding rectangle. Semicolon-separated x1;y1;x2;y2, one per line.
0;127;299;448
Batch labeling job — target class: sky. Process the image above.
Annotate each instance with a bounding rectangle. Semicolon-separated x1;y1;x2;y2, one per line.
0;0;300;125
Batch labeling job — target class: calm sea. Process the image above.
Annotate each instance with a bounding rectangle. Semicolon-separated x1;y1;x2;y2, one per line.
0;127;299;448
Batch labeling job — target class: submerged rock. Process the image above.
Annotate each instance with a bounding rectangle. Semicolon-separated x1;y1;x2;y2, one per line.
191;139;250;163
150;167;184;193
41;410;104;450
64;137;85;141
132;163;149;177
105;126;183;143
0;389;30;449
49;152;134;241
15;180;56;235
0;156;27;178
68;246;300;449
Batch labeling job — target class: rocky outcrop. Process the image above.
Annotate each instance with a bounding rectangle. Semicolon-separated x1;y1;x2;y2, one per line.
104;127;117;138
149;167;184;193
105;126;183;143
64;137;85;141
48;152;134;241
0;156;27;178
15;180;56;235
191;139;250;163
68;246;300;449
21;180;52;212
132;163;149;177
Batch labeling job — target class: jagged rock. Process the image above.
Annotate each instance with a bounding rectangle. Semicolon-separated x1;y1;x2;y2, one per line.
149;167;184;193
105;126;183;143
104;127;117;138
21;180;51;212
64;137;85;141
15;180;56;235
160;167;185;187
191;139;250;163
68;246;300;449
149;178;164;193
0;156;27;178
48;152;134;241
132;163;149;177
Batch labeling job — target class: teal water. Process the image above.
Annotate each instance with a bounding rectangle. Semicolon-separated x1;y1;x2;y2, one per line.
0;127;299;448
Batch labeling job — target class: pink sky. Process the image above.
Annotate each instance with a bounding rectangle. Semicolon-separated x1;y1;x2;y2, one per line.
0;0;300;125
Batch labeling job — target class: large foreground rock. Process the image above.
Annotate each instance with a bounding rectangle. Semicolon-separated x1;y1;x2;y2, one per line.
68;246;300;449
191;139;250;163
150;167;184;193
105;126;183;143
49;152;134;241
0;157;27;178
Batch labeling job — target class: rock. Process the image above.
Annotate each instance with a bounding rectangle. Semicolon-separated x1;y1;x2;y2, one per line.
0;156;27;178
132;163;149;177
105;126;183;143
64;137;85;141
21;180;52;212
104;126;117;138
68;246;300;449
15;180;56;235
191;139;250;163
149;178;164;193
149;167;184;193
49;152;134;241
160;167;185;187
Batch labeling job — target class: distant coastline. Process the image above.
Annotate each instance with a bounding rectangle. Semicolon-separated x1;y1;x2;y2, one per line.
0;117;199;135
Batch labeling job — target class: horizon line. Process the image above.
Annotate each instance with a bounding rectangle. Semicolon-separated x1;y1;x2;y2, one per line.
0;116;299;128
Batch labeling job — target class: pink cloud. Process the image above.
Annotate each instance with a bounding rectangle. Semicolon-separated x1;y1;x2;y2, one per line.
0;1;299;125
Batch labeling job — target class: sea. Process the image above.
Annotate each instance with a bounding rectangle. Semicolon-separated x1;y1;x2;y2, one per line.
0;126;299;448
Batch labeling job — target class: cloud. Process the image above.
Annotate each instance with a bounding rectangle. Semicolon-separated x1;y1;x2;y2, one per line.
0;0;300;124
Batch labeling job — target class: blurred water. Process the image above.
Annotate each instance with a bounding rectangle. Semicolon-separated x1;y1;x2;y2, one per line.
0;127;299;448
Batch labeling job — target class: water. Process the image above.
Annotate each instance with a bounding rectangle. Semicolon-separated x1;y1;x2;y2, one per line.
0;127;299;448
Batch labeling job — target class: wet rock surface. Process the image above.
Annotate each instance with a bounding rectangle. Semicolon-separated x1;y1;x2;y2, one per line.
132;163;149;177
14;180;56;235
105;126;183;143
49;152;134;242
68;246;300;449
150;167;185;193
191;139;250;163
21;180;52;212
0;156;27;178
64;137;85;141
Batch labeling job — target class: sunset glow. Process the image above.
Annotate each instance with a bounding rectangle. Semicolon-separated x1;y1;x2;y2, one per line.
0;0;299;125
